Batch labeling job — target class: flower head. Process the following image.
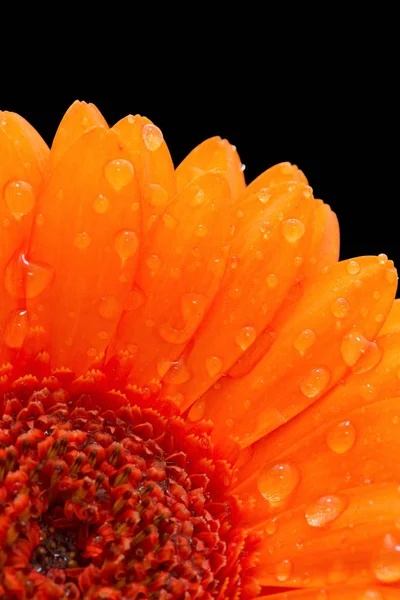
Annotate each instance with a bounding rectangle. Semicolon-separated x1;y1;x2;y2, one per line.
1;101;400;599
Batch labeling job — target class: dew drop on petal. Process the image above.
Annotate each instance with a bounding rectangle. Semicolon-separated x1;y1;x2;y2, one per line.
267;274;278;288
341;331;369;367
258;188;271;204
276;559;292;582
125;285;146;310
4;309;29;348
257;462;300;506
93;194;110;214
98;296;120;320
206;356;223;377
195;224;208;237
162;214;177;229
305;495;347;527
386;268;398;285
35;214;45;226
104;159;134;190
378;253;388;264
347;260;360;275
5;252;54;299
293;329;316;355
74;232;92;249
373;534;400;583
281;218;305;243
146;254;162;271
87;347;98;357
375;313;385;323
265;518;277;535
300;367;330;398
331;297;350;318
162;357;191;384
235;326;257;351
114;230;138;260
4;180;35;218
188;400;206;422
142;123;163;151
326;420;356;454
149;183;168;207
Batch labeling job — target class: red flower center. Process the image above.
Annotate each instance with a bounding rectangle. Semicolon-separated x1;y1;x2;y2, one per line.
0;373;260;599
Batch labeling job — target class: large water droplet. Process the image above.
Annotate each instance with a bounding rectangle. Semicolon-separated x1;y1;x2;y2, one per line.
326;420;356;454
104;159;134;190
188;400;206;422
4;180;35;219
5;252;54;299
282;218;305;243
149;183;168;207
163;357;191;384
331;297;350;318
4;309;29;348
93;194;110;214
275;559;292;582
125;285;146;310
235;326;257;351
114;230;138;260
300;367;330;398
257;462;300;506
305;495;347;527
373;534;400;583
341;331;369;366
98;295;120;319
293;329;316;355
347;260;360;275
351;340;383;374
206;356;223;377
74;232;92;249
158;294;207;344
142;123;163;151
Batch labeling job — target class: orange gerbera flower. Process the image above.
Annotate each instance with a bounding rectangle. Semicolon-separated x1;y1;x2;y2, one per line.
1;101;400;600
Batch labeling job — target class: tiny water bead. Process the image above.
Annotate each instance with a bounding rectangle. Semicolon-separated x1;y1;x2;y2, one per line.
104;159;134;191
141;123;163;151
305;495;347;527
300;367;331;398
341;331;369;367
347;260;361;275
97;295;120;320
146;254;162;271
257;461;300;506
331;297;350;318
4;309;29;348
114;230;138;260
293;329;317;355
275;558;293;582
188;400;206;422
281;218;305;243
93;193;110;214
195;224;208;237
326;420;356;454
73;232;92;249
4;179;35;218
372;534;400;583
267;274;278;288
235;326;257;351
205;355;224;377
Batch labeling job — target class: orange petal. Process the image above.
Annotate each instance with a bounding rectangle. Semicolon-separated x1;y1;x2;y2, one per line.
379;299;400;335
25;126;141;372
236;331;400;485
255;483;400;588
245;162;308;197
50;100;108;168
163;182;315;409
110;171;231;388
262;587;400;599
112;115;176;232
0;111;49;361
193;256;397;448
303;199;340;279
176;136;245;200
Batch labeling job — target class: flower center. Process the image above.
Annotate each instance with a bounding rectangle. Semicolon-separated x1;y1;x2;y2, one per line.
0;372;260;599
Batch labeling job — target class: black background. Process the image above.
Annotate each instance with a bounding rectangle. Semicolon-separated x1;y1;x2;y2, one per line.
2;78;397;290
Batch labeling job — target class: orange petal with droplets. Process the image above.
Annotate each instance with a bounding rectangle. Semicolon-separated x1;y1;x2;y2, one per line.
176;136;245;200
163;182;315;409
194;257;397;448
25;126;141;372
50;100;108;168
255;483;400;588
110;171;231;390
379;298;400;335
245;162;308;197
303;199;340;279
0;111;49;360
112;115;176;232
236;331;400;485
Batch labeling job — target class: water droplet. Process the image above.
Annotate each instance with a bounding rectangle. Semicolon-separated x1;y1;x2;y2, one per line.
146;254;162;271
347;260;360;275
190;189;205;207
149;183;168;207
386;268;398;285
361;591;384;600
5;252;54;299
300;367;330;398
305;495;347;527
230;256;240;270
267;274;278;288
188;400;206;421
259;188;271;203
378;253;388;264
142;123;163;151
158;293;207;344
163;357;191;384
98;296;120;319
293;329;316;355
2;218;10;228
74;232;92;249
265;518;278;535
98;331;109;340
257;462;300;506
341;331;369;366
125;285;146;310
4;309;29;348
303;186;313;198
114;230;138;260
87;347;98;357
373;290;381;300
235;326;257;351
276;559;292;582
156;357;173;378
373;533;400;583
332;297;350;318
162;214;177;229
375;313;385;323
326;420;356;454
294;256;303;267
195;224;208;237
206;356;223;377
93;194;110;214
282;218;305;243
104;159;134;191
352;340;383;374
4;180;35;218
